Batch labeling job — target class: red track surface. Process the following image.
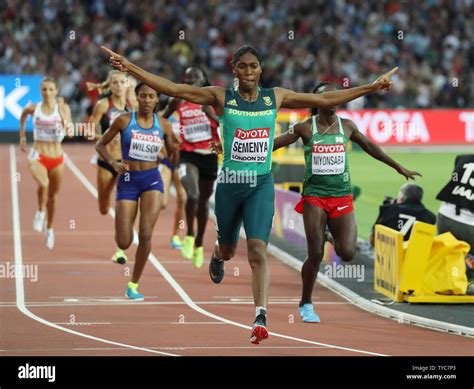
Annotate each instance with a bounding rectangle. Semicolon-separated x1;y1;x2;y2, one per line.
1;144;473;356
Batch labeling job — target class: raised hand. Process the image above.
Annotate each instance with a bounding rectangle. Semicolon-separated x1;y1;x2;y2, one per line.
112;161;130;175
100;46;130;72
372;67;398;92
20;136;27;152
209;140;222;154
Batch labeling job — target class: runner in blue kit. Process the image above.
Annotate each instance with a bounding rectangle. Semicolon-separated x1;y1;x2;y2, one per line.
96;83;177;300
101;44;396;342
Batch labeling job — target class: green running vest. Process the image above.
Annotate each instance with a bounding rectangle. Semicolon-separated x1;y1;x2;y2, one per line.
220;87;277;176
302;115;352;197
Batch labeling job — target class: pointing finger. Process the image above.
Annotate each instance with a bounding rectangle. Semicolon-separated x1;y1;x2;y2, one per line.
100;46;118;57
384;67;399;78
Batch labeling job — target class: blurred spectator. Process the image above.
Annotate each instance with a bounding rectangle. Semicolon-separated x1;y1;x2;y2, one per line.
370;183;436;246
0;0;472;120
436;154;474;253
436;154;474;285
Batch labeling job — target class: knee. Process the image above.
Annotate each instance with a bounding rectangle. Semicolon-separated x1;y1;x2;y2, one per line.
248;246;266;270
307;242;325;262
335;245;356;262
161;199;168;210
177;194;186;207
138;231;153;243
219;246;236;261
99;205;109;215
47;194;58;205
186;190;199;204
116;236;133;250
304;252;323;270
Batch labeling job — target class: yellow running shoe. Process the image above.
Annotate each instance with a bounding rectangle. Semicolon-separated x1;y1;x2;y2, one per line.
111;248;128;265
193;246;204;269
181;235;195;260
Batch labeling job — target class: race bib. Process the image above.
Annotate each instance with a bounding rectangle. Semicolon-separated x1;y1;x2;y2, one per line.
231;128;269;163
182;122;212;143
129;130;163;162
34;121;64;142
28;148;40;161
312;143;346;175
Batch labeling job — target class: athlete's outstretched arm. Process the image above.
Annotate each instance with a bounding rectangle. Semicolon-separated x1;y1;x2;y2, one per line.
19;104;36;152
345;119;421;180
95;114;130;175
101;46;223;108
273;122;306;151
88;98;109;139
162;97;182;119
58;98;73;138
277;68;398;109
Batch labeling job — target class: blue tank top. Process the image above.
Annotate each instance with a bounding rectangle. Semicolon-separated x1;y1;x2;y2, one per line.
121;112;165;162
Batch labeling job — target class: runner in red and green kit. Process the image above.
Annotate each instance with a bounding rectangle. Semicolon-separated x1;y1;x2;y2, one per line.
274;82;421;323
101;44;398;344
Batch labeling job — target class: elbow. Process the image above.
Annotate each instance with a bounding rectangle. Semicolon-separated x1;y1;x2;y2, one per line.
95;140;102;153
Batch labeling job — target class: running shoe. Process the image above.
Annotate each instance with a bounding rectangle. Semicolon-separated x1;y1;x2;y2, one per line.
209;254;225;284
45;228;55;250
181;235;195;260
33;210;45;232
298;303;321;323
193;246;204;269
111;248;128;265
170;235;183;249
125;282;144;301
250;314;268;344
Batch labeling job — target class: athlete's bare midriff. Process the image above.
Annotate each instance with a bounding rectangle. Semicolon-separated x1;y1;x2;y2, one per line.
33;141;63;158
122;159;159;172
105;135;122;160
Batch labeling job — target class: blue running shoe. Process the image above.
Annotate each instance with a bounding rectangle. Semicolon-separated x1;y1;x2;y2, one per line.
170;235;183;250
125;282;144;301
298;303;320;323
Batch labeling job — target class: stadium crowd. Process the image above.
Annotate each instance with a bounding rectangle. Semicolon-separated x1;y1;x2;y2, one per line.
1;0;473;118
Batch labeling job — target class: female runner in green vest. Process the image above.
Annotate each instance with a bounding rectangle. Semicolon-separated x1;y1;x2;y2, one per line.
101;44;397;344
273;82;421;323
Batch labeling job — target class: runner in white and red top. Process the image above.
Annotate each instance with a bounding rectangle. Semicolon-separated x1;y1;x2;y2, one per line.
19;77;72;250
162;66;220;268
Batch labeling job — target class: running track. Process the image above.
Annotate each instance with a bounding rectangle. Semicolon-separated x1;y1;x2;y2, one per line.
1;144;472;357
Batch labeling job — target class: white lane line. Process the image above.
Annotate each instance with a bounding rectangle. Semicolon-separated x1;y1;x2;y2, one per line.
171;322;226;325
66;154;387;357
0;300;350;308
53;322;112;326
1;345;331;353
10;145;178;357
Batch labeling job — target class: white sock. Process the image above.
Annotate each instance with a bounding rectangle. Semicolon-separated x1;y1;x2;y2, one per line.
37;210;45;217
256;306;267;317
